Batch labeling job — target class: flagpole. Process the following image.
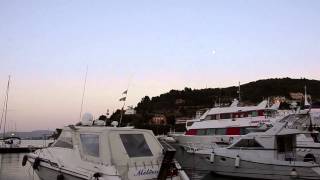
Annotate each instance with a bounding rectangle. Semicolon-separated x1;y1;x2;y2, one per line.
119;77;133;126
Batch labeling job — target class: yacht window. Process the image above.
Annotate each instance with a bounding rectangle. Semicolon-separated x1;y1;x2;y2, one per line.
120;134;153;157
220;113;231;119
80;134;100;157
53;131;73;149
277;135;294;153
207;129;215;135
215;128;226;135
240;127;249;135
233;139;263;148
252;111;258;117
197;129;207;135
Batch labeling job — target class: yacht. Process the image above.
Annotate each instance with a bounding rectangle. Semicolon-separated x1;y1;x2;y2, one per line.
23;123;189;180
172;100;284;149
198;121;320;179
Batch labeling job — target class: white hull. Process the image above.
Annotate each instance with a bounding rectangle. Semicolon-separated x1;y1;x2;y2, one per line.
192;153;320;180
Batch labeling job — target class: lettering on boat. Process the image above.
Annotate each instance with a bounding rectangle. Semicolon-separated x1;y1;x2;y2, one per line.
134;169;159;176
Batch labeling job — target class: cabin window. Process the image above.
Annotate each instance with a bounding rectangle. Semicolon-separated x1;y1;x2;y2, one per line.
53;131;73;149
197;129;207;135
232;139;263;148
258;110;264;116
240;127;249;135
80;134;100;157
251;111;258;117
185;129;197;135
226;127;240;135
277;135;294;153
220;113;231;119
215;128;227;135
120;134;153;157
207;129;215;135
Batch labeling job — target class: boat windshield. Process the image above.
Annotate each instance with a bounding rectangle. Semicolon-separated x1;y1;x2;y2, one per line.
120;134;153;157
53;131;73;149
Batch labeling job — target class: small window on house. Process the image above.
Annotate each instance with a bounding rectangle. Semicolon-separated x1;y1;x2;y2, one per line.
232;139;263;148
53;131;73;149
120;134;153;157
80;134;100;157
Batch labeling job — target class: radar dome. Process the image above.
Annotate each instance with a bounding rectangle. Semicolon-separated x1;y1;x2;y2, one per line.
81;113;94;126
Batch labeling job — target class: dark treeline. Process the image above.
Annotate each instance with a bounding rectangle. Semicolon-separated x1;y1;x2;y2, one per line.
109;78;320;134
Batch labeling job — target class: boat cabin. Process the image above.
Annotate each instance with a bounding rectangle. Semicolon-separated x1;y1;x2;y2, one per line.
51;126;168;179
228;122;302;161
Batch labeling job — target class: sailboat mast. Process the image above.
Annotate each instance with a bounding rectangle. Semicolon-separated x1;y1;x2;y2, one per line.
3;75;11;138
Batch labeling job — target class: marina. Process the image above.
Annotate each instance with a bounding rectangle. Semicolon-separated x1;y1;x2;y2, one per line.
1;0;320;179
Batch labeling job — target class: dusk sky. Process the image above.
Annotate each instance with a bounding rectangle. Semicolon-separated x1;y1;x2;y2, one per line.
0;0;319;131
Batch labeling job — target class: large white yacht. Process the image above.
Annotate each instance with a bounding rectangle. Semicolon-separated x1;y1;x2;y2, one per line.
196;121;320;179
23;123;189;180
173;100;284;148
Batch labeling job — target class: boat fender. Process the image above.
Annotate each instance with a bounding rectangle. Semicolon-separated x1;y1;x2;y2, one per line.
290;168;298;178
210;152;215;163
235;155;240;168
22;155;28;166
33;157;41;170
57;174;64;180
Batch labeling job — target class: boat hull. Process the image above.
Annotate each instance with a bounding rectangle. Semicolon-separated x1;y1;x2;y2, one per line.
199;153;320;180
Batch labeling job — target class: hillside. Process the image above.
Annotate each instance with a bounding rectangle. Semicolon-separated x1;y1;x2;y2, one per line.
133;78;320;119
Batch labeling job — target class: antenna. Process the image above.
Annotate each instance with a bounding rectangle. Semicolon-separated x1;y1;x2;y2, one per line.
79;66;88;121
238;82;241;102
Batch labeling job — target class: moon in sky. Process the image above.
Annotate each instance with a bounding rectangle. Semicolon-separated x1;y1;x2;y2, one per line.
212;50;216;55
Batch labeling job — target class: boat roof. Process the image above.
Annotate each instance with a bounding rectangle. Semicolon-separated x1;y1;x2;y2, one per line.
200;100;269;119
62;125;154;134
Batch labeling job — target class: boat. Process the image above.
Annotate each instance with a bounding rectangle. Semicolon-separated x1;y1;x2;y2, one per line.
197;121;320;179
23;119;189;180
172;99;284;149
0;75;22;150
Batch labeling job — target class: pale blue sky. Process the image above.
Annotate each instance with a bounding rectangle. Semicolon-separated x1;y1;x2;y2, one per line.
0;0;319;130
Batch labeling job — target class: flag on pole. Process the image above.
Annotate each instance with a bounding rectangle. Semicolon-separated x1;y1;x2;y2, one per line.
119;97;126;101
122;90;128;94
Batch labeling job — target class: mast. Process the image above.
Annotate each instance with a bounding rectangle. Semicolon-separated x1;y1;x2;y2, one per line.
3;75;11;138
79;66;88;121
238;82;241;102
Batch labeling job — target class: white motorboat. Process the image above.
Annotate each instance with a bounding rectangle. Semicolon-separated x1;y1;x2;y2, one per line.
197;121;320;179
23;124;189;180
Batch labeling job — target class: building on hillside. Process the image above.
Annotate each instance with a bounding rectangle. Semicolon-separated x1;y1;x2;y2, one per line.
124;106;136;115
149;114;167;125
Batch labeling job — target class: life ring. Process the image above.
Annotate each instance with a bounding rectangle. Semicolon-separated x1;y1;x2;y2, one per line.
22;155;28;166
33;157;41;170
